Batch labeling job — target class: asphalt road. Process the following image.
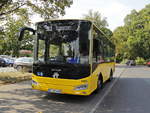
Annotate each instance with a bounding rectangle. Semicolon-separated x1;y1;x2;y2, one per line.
95;65;150;113
0;65;150;113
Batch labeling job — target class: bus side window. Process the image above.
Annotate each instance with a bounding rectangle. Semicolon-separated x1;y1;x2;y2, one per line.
93;39;104;63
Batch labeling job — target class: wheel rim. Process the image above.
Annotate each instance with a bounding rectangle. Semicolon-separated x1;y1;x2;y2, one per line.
17;66;22;71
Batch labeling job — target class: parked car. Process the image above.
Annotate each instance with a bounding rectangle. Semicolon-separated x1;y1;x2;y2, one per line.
0;55;15;67
0;58;7;67
126;60;136;66
13;57;33;72
146;61;150;67
3;58;14;67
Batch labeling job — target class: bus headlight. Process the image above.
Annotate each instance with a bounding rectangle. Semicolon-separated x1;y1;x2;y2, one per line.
32;80;38;85
74;84;88;91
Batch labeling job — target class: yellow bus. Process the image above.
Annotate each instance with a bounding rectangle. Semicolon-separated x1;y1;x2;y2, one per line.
18;19;115;96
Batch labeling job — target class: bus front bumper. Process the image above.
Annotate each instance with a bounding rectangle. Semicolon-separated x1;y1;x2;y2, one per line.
32;80;91;96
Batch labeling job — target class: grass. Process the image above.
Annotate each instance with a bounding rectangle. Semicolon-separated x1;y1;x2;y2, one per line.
0;71;32;85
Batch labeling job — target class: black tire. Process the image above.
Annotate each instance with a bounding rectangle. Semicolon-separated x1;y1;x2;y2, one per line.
95;75;103;93
2;64;6;67
16;66;23;71
108;70;113;82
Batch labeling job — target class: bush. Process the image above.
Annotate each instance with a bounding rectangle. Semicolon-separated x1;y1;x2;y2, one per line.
135;57;146;65
116;54;123;63
120;59;128;64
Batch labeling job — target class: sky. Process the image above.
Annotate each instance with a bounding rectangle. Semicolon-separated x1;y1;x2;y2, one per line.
61;0;149;31
32;0;149;31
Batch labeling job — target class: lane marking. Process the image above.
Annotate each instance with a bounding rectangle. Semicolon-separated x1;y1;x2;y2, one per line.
89;68;127;113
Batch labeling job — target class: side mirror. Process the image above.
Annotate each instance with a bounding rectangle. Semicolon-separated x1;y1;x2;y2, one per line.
18;27;36;41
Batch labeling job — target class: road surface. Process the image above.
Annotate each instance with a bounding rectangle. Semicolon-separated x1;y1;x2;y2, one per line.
95;65;150;113
0;65;150;113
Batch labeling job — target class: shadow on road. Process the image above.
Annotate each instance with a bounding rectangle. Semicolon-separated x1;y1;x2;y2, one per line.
0;80;115;113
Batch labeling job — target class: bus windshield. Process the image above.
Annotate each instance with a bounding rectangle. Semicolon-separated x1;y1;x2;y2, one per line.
38;38;80;63
36;20;92;64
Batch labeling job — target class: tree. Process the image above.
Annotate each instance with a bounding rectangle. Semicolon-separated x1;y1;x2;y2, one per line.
2;20;31;57
113;26;128;60
101;27;113;39
0;0;73;56
83;10;113;38
113;4;150;61
0;27;5;53
0;7;32;57
0;0;73;20
83;10;108;28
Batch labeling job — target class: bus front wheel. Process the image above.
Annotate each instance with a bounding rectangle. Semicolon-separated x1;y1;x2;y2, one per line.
95;76;103;93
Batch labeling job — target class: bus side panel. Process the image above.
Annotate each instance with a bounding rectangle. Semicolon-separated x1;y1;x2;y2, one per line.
90;62;115;92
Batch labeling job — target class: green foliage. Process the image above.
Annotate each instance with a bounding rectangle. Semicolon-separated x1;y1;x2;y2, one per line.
101;27;113;39
116;54;124;63
50;45;59;57
135;57;146;65
0;7;33;57
0;0;73;56
20;54;32;57
0;0;73;20
120;59;128;64
113;4;150;61
27;0;73;19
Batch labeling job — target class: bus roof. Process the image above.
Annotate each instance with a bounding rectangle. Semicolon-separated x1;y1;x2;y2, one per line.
36;19;102;30
36;19;93;24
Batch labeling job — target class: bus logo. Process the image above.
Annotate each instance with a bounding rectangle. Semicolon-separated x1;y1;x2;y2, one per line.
51;69;62;72
52;72;59;78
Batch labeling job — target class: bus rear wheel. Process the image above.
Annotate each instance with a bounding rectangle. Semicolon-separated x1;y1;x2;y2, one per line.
108;70;113;82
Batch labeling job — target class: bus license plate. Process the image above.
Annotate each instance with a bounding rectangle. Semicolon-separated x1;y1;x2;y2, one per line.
48;89;61;94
